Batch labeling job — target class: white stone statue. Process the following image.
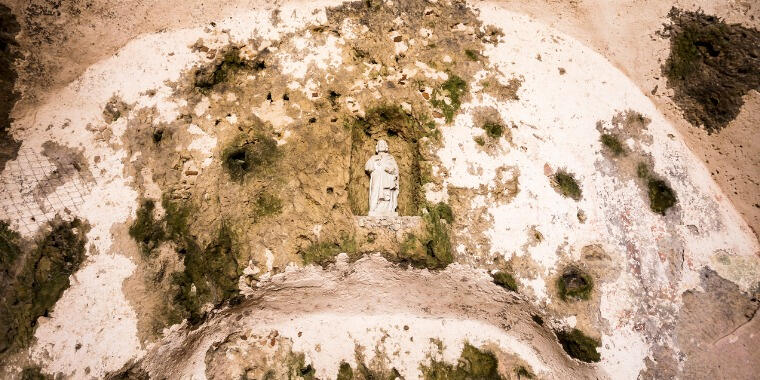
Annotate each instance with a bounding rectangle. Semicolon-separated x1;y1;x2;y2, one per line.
365;139;399;217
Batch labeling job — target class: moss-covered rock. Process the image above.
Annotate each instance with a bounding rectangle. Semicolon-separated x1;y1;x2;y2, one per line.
647;179;677;216
422;343;505;380
398;202;454;269
300;235;358;267
128;200;166;256
0;220;22;271
172;223;242;325
600;133;625;156
663;9;760;132
431;75;468;122
337;361;354;380
194;47;265;91
20;366;50;380
553;171;582;201
557;266;593;301
0;4;21;173
127;195;242;326
221;132;280;182
253;191;283;221
555;328;601;363
492;271;518;292
0;218;89;355
338;360;402;380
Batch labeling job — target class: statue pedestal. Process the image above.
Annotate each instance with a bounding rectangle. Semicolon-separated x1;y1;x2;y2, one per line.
354;216;423;254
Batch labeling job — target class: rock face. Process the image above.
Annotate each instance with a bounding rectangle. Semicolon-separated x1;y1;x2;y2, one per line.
0;0;758;379
354;216;423;256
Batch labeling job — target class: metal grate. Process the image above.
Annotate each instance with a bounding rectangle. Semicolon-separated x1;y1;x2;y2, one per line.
0;148;91;235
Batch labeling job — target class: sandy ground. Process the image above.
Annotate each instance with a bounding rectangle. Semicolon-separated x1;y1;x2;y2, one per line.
0;0;758;379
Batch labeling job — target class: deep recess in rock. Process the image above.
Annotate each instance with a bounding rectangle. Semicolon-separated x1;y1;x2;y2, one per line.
221;131;281;182
662;8;760;132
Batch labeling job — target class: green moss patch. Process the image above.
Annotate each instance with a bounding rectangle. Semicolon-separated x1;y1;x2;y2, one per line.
172;223;241;325
422;343;504;380
431;75;468;122
0;218;89;355
253;191;283;221
336;360;402;380
300;235;358;267
398;202;454;269
0;219;22;268
464;49;479;61
553;171;582;201
600;134;625;156
222;132;280;182
515;366;534;379
482;121;504;139
662;9;760;132
557;266;593;301
636;162;649;179
635;163;678;215
647;178;677;215
492;271;518;292
555;328;601;363
128;196;241;325
20;366;50;380
0;4;21;173
337;361;354;380
285;351;316;379
129;200;166;256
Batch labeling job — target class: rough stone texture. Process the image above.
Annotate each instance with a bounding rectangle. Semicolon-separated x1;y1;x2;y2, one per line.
354;216;424;256
0;3;21;173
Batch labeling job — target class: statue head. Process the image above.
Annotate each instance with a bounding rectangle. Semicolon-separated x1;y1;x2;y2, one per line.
375;139;389;153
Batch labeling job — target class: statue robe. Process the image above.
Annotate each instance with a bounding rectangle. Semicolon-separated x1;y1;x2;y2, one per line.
365;152;399;216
